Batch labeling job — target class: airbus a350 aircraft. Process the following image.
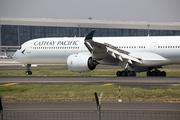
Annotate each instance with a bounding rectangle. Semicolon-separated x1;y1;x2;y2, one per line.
13;30;180;77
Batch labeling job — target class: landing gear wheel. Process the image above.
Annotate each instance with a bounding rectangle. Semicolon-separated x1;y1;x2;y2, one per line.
121;71;127;76
127;71;132;76
132;71;136;76
147;71;151;76
161;71;166;76
157;71;162;76
25;71;32;75
152;71;157;76
116;70;136;77
25;64;32;75
146;70;166;77
116;71;122;77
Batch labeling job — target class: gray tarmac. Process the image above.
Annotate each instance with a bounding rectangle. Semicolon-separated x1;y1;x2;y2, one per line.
1;64;180;119
1;76;180;112
0;76;180;88
3;102;180;120
3;102;180;111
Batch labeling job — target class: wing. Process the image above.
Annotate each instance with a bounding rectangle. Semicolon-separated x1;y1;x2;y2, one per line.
84;30;142;65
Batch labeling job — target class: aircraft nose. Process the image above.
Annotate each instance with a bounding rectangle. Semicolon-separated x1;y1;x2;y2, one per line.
13;50;21;60
12;51;17;60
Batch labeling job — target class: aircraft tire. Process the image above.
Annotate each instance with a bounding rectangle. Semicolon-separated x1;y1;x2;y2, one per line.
116;71;122;77
121;71;127;76
25;71;32;75
161;71;166;76
132;71;136;76
147;71;151;76
116;71;136;77
29;71;32;75
157;71;162;76
127;71;136;76
151;71;157;76
146;71;166;77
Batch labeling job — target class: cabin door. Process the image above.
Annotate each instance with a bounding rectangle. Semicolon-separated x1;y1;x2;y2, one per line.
27;42;32;53
150;42;156;52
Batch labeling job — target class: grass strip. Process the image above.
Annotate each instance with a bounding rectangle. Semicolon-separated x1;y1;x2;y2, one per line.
1;68;180;77
0;84;180;102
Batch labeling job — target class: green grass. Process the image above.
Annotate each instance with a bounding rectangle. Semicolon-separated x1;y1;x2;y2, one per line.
0;84;180;102
1;68;180;77
1;67;180;102
0;68;117;77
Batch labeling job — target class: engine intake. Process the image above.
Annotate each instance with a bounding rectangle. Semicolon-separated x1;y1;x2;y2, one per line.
67;52;98;72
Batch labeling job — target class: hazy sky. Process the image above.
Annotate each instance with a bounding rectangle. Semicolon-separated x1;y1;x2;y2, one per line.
0;0;180;22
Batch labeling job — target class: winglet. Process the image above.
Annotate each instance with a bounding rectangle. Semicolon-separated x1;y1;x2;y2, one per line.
85;30;96;40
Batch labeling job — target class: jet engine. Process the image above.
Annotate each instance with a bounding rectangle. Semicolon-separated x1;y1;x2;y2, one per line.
67;52;98;72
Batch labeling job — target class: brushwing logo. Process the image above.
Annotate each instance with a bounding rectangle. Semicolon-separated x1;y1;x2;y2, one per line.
21;49;25;55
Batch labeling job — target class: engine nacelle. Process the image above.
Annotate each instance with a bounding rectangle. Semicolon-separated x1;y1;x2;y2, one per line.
67;52;98;72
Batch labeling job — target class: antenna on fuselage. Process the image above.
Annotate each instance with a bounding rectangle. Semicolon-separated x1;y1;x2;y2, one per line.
147;16;150;37
147;24;150;37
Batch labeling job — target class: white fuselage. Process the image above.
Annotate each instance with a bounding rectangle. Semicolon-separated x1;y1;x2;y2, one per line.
13;36;180;66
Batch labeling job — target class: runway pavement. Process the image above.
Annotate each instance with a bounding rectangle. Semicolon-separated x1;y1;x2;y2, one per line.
1;76;180;119
1;61;180;119
3;102;180;120
0;76;180;87
1;60;180;87
3;102;180;111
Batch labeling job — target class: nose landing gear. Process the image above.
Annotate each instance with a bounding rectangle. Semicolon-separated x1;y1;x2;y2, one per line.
25;64;32;75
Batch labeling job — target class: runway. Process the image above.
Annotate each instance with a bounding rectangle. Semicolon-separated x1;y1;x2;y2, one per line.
1;76;180;119
0;76;180;87
1;61;180;87
3;102;180;116
3;102;180;120
3;102;180;111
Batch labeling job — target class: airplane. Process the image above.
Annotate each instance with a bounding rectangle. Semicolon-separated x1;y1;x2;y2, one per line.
13;30;180;77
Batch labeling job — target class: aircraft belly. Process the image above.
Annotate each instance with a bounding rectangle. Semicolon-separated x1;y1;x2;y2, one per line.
140;60;171;66
28;58;66;64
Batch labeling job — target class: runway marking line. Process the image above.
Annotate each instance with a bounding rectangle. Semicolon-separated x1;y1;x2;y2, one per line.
168;101;180;103
1;83;19;86
102;83;114;86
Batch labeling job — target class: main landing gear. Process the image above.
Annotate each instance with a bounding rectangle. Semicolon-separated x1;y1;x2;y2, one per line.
25;64;32;75
116;70;136;77
116;70;166;77
147;70;166;77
